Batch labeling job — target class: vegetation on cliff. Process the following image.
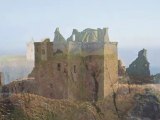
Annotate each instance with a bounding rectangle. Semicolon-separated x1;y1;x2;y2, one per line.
1;84;160;120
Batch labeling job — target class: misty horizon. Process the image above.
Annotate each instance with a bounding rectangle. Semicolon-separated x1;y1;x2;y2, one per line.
0;0;160;74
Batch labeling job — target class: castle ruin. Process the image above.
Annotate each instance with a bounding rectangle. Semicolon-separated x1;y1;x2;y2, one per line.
3;27;118;101
127;49;151;84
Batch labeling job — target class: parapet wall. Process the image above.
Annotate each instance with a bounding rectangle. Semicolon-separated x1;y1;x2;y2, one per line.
104;42;118;97
81;42;104;56
68;41;105;56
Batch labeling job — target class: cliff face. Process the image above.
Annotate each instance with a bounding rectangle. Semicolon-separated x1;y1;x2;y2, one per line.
1;85;160;120
127;89;160;120
127;49;151;84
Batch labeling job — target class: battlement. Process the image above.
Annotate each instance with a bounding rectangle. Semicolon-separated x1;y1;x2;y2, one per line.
67;28;109;43
68;40;117;56
31;28;118;61
67;28;114;56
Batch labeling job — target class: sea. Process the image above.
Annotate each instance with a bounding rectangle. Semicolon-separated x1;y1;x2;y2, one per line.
151;66;160;75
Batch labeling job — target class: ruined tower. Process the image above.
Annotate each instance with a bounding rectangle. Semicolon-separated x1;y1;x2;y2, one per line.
27;27;118;101
67;28;118;101
127;49;151;84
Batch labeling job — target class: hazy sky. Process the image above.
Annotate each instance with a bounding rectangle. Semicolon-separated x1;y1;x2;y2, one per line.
0;0;160;70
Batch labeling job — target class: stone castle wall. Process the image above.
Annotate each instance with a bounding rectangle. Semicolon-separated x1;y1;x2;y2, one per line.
81;42;104;56
2;79;37;94
67;55;104;101
68;41;104;56
68;41;82;55
34;39;53;65
30;59;68;99
104;42;118;97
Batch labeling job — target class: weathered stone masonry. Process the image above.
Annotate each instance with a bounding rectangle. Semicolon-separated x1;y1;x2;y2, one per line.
3;28;118;101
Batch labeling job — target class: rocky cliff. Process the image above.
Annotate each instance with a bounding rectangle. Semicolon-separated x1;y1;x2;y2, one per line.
127;88;160;120
1;84;160;120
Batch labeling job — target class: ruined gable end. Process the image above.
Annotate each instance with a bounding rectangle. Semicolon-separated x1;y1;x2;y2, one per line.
53;28;67;54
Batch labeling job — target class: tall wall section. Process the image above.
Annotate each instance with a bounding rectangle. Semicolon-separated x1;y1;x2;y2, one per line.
67;54;104;101
32;57;68;99
68;41;105;101
104;42;118;97
30;38;68;99
67;28;118;101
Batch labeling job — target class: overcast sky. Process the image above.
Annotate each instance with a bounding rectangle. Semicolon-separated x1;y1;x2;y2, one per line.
0;0;160;72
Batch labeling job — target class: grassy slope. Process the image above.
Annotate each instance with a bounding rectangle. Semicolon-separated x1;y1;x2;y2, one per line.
1;84;153;120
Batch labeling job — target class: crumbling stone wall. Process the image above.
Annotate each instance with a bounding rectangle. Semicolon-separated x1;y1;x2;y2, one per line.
67;55;104;101
67;28;109;42
3;28;118;101
34;39;53;65
30;59;68;99
127;49;151;84
53;28;67;54
2;79;37;94
118;60;126;76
